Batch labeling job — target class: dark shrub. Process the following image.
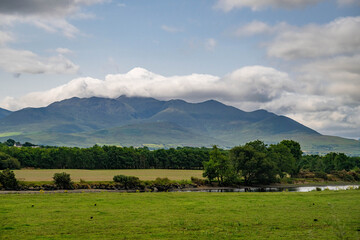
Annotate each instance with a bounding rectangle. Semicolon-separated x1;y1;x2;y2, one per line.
332;170;355;182
296;170;315;178
314;171;328;180
152;177;172;191
348;171;360;181
113;175;141;189
153;177;171;186
0;152;20;170
53;172;73;189
0;169;19;190
191;177;205;185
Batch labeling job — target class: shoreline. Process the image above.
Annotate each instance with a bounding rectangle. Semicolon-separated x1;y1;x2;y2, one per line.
1;183;359;194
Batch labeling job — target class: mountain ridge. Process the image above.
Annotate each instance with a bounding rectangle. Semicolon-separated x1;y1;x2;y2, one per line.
0;96;358;155
0;108;11;119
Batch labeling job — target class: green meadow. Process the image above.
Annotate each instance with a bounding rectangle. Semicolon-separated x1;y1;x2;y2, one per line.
1;190;360;239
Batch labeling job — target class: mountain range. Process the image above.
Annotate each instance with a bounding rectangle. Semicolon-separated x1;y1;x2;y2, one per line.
0;96;359;155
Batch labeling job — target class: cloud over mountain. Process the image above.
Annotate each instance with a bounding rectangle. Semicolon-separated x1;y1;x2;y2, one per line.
1;66;359;139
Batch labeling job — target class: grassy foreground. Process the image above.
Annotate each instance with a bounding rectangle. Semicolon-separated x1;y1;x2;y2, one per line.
1;191;360;239
14;169;204;182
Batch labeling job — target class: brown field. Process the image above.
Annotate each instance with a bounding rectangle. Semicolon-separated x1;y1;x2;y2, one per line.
14;169;204;182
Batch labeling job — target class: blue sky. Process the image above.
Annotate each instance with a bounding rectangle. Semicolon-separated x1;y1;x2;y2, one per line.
0;0;359;139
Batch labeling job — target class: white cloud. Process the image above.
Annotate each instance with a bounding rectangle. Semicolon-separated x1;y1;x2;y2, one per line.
0;0;108;17
0;31;13;45
204;38;217;51
235;21;272;36
0;48;79;75
56;48;73;55
235;21;289;37
0;66;290;110
161;25;182;33
337;0;360;6
215;0;323;11
0;0;107;38
299;54;360;102
267;16;360;59
0;66;291;107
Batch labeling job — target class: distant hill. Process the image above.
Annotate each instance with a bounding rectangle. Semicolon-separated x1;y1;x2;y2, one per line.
0;96;359;155
0;108;11;119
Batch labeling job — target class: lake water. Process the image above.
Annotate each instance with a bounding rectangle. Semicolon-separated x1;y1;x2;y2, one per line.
177;185;359;193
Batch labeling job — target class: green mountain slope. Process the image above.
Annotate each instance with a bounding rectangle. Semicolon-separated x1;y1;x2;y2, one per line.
0;108;11;119
0;96;358;155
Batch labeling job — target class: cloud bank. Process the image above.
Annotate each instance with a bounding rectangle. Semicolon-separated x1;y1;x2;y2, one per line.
1;66;359;139
215;0;323;11
228;15;360;139
267;16;360;59
0;0;107;37
215;0;359;11
0;0;106;76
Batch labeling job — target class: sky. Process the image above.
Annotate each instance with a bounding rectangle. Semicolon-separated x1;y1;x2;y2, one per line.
0;0;359;139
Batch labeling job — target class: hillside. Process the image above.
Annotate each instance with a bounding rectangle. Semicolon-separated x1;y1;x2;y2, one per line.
0;96;359;155
0;108;11;119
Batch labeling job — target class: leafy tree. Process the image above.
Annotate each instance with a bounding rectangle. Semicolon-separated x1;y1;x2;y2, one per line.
0;152;21;169
334;153;352;171
230;143;277;185
53;172;73;189
280;140;302;161
245;140;267;153
4;139;16;147
280;140;302;174
323;152;337;173
203;146;229;184
268;143;296;177
0;169;19;190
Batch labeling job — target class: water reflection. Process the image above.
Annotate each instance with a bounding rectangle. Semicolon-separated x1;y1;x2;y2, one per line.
177;185;359;193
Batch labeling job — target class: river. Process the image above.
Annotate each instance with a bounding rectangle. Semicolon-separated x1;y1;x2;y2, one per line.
176;185;359;193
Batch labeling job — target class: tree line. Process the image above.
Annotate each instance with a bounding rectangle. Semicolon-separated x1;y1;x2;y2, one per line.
0;140;209;169
0;139;359;185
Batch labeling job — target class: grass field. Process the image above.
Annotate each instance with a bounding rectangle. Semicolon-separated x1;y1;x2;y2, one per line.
0;132;22;137
14;169;204;182
1;190;359;239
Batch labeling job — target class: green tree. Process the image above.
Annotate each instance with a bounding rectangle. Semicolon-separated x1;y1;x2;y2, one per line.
0;169;19;190
280;140;302;173
0;152;20;169
230;143;277;185
268;143;296;177
203;146;229;184
4;139;16;147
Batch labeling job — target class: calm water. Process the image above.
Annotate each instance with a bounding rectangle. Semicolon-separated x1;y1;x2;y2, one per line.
177;185;359;193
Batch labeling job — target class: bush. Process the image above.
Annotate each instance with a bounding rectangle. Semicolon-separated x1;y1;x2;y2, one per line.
0;152;21;170
0;169;19;190
314;171;328;180
348;171;360;181
191;177;205;185
296;170;315;178
153;177;171;186
331;170;355;182
113;175;141;189
53;172;73;189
